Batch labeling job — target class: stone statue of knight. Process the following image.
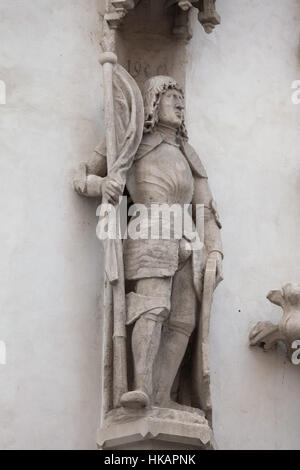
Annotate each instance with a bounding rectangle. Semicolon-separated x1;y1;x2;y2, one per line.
74;75;223;416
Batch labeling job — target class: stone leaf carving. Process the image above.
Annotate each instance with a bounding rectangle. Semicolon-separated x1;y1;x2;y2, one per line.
249;283;300;362
196;0;221;34
167;0;221;34
105;0;138;29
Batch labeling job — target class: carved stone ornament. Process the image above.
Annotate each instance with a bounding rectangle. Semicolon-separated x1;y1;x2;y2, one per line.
105;0;220;37
249;283;300;363
73;0;223;450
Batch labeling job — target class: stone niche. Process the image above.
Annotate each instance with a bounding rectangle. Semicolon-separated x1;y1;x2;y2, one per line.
91;0;222;451
115;0;187;87
103;0;220;87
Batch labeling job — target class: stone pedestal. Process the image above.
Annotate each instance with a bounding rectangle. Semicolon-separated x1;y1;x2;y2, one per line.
97;407;213;450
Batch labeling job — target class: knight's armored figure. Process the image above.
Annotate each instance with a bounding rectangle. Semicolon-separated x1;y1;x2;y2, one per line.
74;76;223;412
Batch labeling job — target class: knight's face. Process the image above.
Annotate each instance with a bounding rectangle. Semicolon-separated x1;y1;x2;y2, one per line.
158;88;184;129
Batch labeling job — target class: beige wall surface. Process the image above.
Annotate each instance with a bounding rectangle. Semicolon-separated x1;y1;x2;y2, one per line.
1;0;300;450
186;0;300;450
0;0;104;450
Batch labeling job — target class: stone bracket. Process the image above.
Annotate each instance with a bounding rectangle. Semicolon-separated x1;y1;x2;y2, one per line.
97;407;213;450
249;283;300;364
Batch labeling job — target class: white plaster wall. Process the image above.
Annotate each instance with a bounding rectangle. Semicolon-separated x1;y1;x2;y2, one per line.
186;0;300;450
0;0;104;449
2;0;300;451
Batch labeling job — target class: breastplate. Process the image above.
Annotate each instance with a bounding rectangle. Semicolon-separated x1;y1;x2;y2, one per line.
127;142;194;205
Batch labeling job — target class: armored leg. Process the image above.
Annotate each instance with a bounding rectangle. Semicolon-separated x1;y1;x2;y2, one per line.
154;258;198;408
154;324;192;408
121;277;172;409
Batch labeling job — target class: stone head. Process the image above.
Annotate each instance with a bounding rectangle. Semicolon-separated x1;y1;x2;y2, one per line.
142;75;188;139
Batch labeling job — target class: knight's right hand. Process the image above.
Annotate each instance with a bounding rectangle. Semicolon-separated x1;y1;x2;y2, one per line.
73;162;87;195
101;177;123;205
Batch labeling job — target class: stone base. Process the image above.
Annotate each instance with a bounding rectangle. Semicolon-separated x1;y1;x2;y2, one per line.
97;406;214;450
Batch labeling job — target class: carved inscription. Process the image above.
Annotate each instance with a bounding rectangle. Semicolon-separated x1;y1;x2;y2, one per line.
126;59;169;80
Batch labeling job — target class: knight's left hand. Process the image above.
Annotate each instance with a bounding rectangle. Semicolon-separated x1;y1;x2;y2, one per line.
207;251;223;288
